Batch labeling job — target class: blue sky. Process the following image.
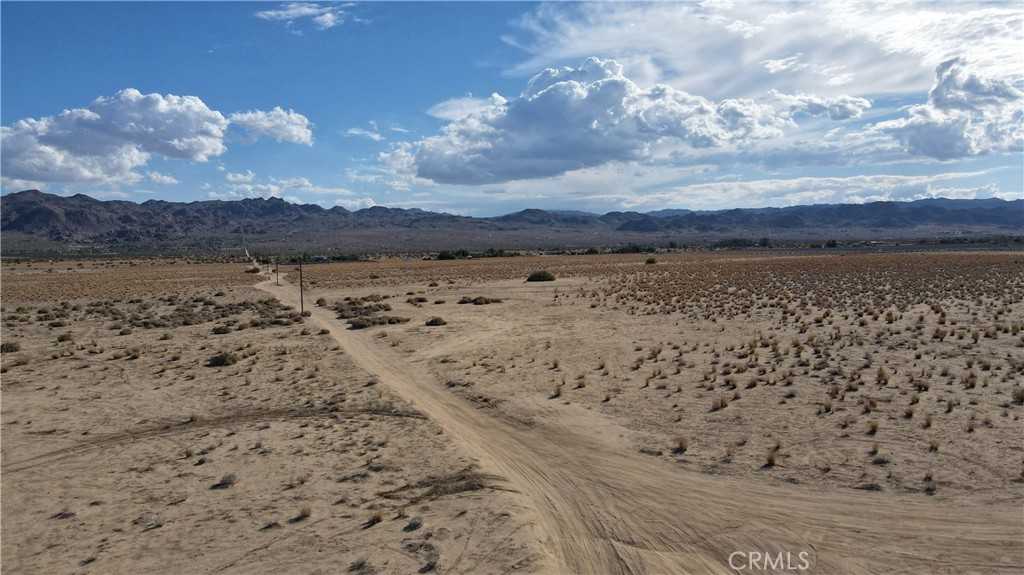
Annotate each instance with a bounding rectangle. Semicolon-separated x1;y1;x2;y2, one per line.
2;1;1021;215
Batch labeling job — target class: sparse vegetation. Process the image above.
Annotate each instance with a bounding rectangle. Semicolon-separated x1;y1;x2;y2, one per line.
348;315;410;329
457;296;502;305
207;351;238;367
210;473;237;490
671;437;688;455
2;249;1021;574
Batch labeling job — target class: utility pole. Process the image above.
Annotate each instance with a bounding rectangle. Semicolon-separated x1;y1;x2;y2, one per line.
275;259;280;286
298;257;304;314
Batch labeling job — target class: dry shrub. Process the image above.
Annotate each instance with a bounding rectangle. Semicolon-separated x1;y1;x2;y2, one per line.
457;296;502;305
207;351;238;367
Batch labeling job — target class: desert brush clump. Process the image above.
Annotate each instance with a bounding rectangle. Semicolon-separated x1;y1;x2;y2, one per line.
207;351;238;367
671;436;688;455
333;295;392;319
331;294;411;329
348;315;410;330
1012;387;1024;406
526;270;556;282
457;296;502;305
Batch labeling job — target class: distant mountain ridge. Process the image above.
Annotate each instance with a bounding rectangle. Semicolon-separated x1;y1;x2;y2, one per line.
2;189;1021;255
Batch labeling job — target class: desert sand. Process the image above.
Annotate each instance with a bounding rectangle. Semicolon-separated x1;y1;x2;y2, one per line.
2;251;1022;574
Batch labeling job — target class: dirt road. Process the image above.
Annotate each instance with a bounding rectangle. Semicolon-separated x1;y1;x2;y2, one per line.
257;278;1023;574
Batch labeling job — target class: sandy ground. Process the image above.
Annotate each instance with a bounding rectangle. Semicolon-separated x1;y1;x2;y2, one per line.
284;251;1024;574
3;251;1023;574
1;278;539;574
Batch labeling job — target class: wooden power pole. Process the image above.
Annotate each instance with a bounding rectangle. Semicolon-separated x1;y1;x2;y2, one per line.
298;258;304;314
275;259;280;286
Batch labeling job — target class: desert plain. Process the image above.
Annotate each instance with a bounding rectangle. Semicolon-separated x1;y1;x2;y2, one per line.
2;250;1023;574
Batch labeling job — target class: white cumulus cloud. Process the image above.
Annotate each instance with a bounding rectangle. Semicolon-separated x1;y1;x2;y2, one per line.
147;171;179;185
396;57;870;185
209;173;356;202
230;107;313;145
225;170;256;183
874;58;1024;159
2;88;228;186
1;89;314;188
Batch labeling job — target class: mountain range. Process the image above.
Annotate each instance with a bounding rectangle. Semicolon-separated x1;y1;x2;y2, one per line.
2;189;1021;256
